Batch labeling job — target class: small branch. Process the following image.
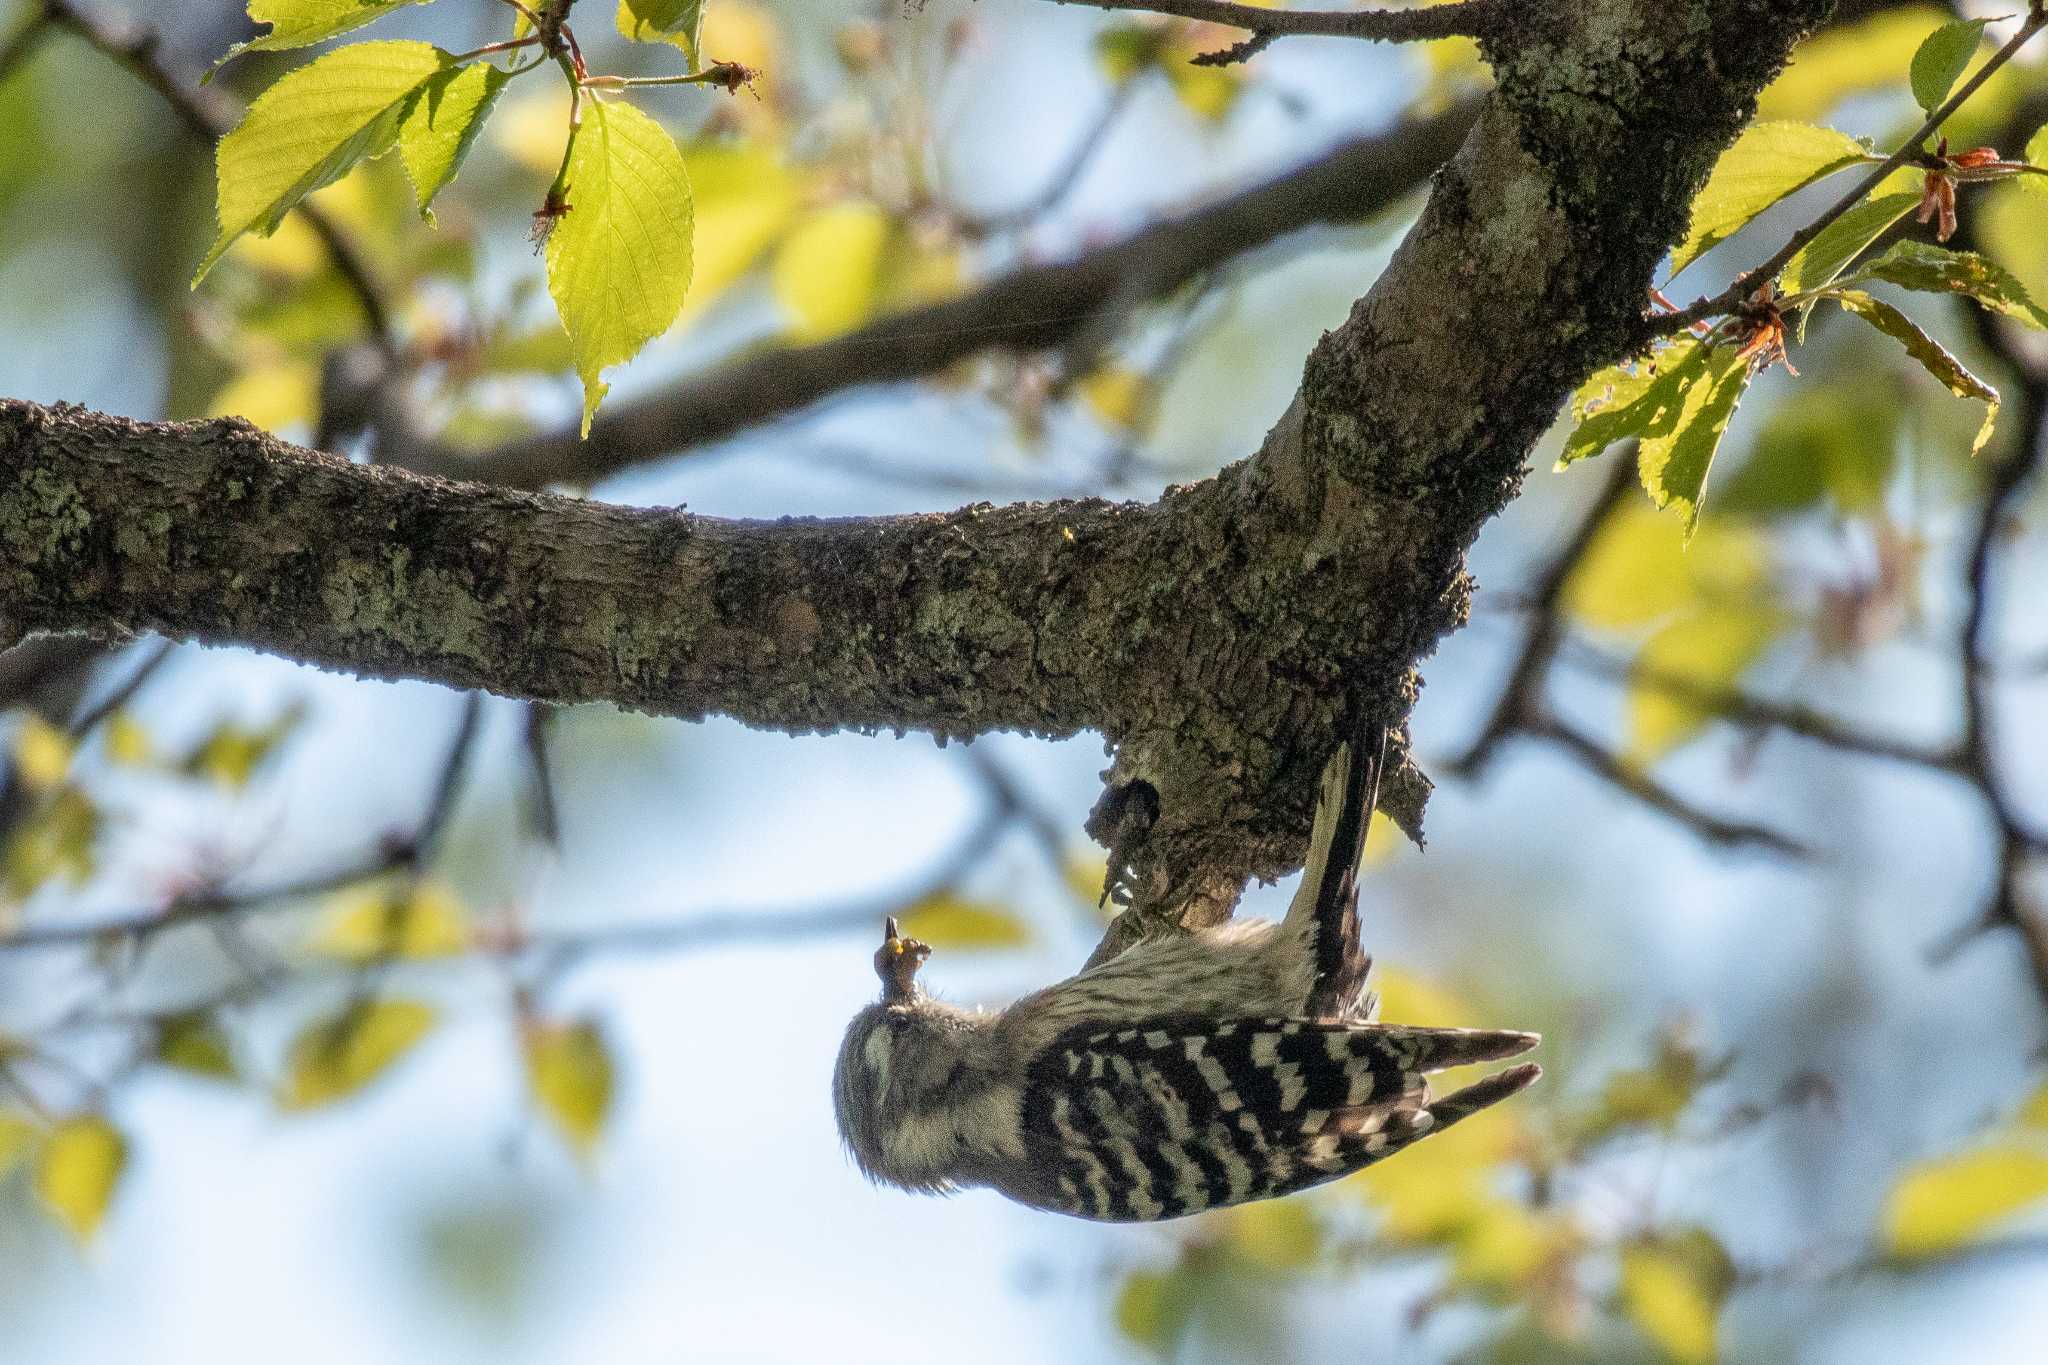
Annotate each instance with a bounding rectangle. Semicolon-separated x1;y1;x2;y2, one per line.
37;0;398;353
1044;0;1509;47
65;637;174;738
959;75;1140;236
1652;5;2048;339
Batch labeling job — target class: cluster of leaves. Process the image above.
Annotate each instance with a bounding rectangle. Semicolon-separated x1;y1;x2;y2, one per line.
1563;15;2048;538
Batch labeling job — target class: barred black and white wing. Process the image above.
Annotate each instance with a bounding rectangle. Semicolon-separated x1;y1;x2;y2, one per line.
1288;721;1388;1020
1007;1016;1539;1223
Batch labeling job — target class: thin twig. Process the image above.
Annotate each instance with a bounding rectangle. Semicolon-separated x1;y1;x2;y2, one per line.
1042;0;1509;47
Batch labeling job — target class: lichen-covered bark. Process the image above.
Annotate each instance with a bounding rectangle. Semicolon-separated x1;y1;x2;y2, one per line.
0;0;1832;925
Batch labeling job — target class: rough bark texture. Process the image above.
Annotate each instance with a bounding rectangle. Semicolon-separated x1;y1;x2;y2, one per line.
0;0;1832;924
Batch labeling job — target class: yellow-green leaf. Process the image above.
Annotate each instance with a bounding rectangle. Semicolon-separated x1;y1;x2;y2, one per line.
1671;121;1868;277
1620;1244;1719;1364
399;61;511;223
1845;240;2048;330
35;1116;126;1245
1834;290;2000;455
1885;1145;2048;1257
1908;17;1993;114
771;202;890;343
1113;1268;1188;1352
617;0;705;65
524;1017;615;1160
104;711;153;767
155;1013;239;1081
897;892;1032;950
1635;341;1754;537
197;41;448;284
208;358;321;433
4;786;101;899
1757;7;1950;121
312;880;469;961
1562;502;1767;631
1778;190;1920;298
1077;365;1155;432
682;140;802;317
280;999;438;1109
0;1113;37;1182
1220;1199;1322;1270
181;703;305;789
2020;1080;2048;1130
11;714;72;792
2019;124;2048;197
218;0;433;66
1626;605;1782;765
545;98;695;434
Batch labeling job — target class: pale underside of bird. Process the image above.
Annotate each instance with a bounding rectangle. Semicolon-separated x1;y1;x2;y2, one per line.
832;720;1541;1222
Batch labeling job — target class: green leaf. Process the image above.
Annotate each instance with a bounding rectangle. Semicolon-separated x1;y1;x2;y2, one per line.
217;0;434;68
1636;343;1754;537
1779;190;1921;298
180;702;305;788
771;203;891;342
1557;355;1682;469
1908;17;1993;114
544;99;695;434
196;41;449;284
1845;239;2048;330
1620;1243;1721;1364
2019;124;2048;197
1671;121;1868;277
897;892;1033;950
0;1113;37;1182
35;1116;126;1244
1627;605;1782;764
1717;384;1899;517
617;0;705;66
280;999;438;1109
1886;1145;2048;1257
155;1013;239;1081
399;61;511;223
1834;290;2001;454
312;880;469;961
523;1017;615;1161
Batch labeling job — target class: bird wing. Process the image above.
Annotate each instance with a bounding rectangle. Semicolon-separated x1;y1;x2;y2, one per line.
1009;1016;1538;1222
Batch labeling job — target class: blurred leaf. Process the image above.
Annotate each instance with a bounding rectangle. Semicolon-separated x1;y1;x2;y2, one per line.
155;1013;239;1082
196;41;449;284
1077;365;1155;432
221;0;433;64
208;358;321;433
1580;1030;1725;1142
545;98;695;434
0;1113;37;1182
1096;27;1166;84
34;1115;126;1245
1908;18;1992;114
1670;121;1867;277
1833;290;2000;454
1843;239;2048;330
1113;1268;1190;1354
1374;967;1475;1030
2020;1080;2048;1129
618;0;705;65
313;881;469;961
1619;1242;1721;1364
4;786;101;899
771;202;890;342
1635;342;1753;537
11;714;72;793
1063;853;1111;910
524;1017;615;1161
1626;604;1783;765
2020;124;2048;197
104;711;153;767
1451;1198;1553;1292
1885;1144;2048;1257
1756;7;1949;120
1220;1199;1321;1270
1166;61;1243;122
682;141;802;317
1778;189;1919;298
280;999;438;1109
897;892;1032;950
1355;1089;1526;1242
1562;502;1767;631
398;61;511;224
1715;383;1899;517
181;702;305;789
491;87;575;173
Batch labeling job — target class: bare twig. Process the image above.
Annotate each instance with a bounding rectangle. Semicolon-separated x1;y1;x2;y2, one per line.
1040;0;1510;48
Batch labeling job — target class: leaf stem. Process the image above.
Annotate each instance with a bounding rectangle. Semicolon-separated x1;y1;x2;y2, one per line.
448;35;539;64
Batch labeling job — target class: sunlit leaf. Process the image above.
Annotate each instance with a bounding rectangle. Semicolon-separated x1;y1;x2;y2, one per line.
1716;384;1899;517
544;98;695;434
280;999;438;1109
682;141;802;317
1077;365;1155;432
398;61;511;223
524;1017;615;1161
312;880;469;961
1833;290;2000;454
2019;124;2048;197
1757;7;1950;120
1908;17;1993;114
897;892;1032;950
1096;27;1165;84
218;0;433;66
1778;190;1920;299
34;1115;126;1244
1220;1199;1321;1270
1626;604;1782;765
1885;1144;2048;1257
208;358;321;433
771;202;890;342
11;714;72;792
1113;1268;1190;1353
181;702;305;789
1670;121;1868;277
618;0;705;65
0;1113;37;1182
1620;1243;1720;1364
1580;1029;1727;1141
1562;502;1768;631
104;711;153;767
1843;239;2048;330
196;41;449;284
1558;354;1673;469
155;1013;239;1081
1635;342;1754;537
4;786;101;899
